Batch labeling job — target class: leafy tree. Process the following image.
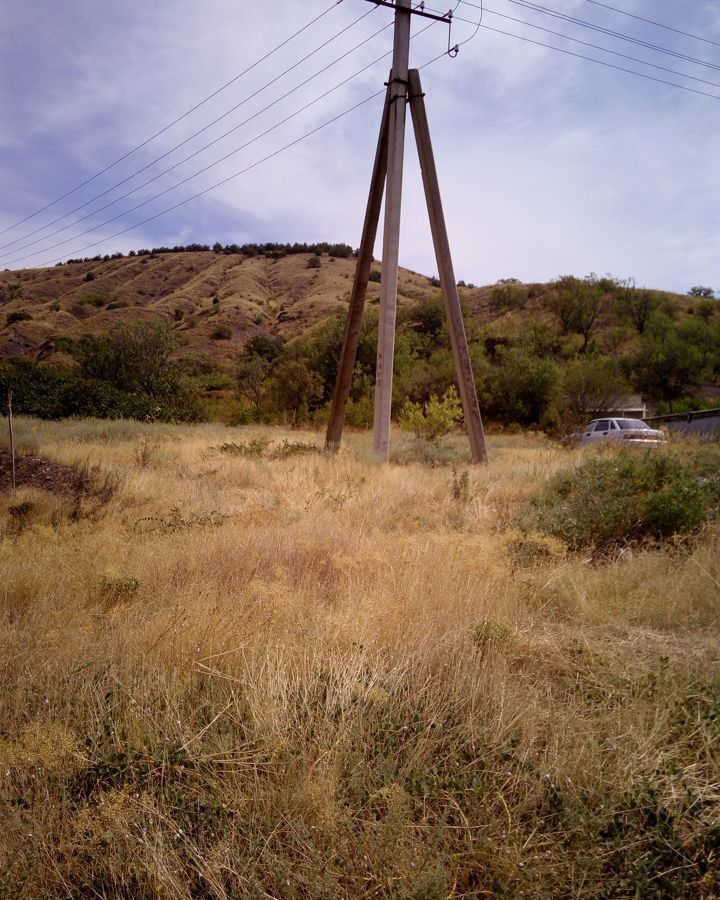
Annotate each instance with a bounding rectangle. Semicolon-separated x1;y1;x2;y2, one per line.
236;356;271;410
688;286;715;298
549;275;605;351
483;348;561;426
633;324;704;403
244;334;283;362
696;299;717;322
268;358;323;425
617;280;656;335
559;357;628;429
78;319;180;400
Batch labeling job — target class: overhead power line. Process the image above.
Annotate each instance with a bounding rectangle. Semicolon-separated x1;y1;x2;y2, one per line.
450;4;720;91
582;0;720;50
29;49;449;271
6;22;438;267
0;11;391;260
0;0;346;240
450;9;720;102
459;0;720;73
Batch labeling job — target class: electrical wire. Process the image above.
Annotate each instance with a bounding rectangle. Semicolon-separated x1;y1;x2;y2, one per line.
500;0;720;72
29;48;450;270
449;3;720;91
0;15;394;260
582;0;720;50
6;22;437;267
450;9;720;101
0;1;346;240
0;6;380;255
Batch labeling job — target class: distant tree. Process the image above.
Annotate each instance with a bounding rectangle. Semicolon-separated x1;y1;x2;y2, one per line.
633;324;704;403
549;275;605;351
244;333;283;362
483;348;561;426
560;357;628;428
269;358;323;425
697;298;717;322
237;356;271;410
78;319;180;400
616;279;655;335
688;286;715;298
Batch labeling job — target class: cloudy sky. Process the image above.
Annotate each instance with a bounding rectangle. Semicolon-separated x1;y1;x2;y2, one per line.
1;0;718;293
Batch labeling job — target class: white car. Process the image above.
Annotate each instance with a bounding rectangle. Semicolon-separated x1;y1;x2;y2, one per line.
575;417;667;447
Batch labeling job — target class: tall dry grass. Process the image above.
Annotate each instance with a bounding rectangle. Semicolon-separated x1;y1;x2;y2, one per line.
1;418;718;898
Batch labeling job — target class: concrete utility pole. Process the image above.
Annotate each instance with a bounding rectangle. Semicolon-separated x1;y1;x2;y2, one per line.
325;0;489;464
372;0;411;460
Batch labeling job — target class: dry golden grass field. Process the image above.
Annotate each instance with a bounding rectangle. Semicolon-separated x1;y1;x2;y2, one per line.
1;419;719;898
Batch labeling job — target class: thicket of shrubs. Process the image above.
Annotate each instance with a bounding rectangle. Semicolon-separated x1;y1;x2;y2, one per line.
3;264;718;431
1;321;205;422
519;448;720;551
230;276;719;430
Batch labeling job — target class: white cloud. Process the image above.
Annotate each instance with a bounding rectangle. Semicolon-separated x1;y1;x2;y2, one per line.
0;0;718;290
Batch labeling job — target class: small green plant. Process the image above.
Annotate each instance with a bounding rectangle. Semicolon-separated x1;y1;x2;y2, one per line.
134;507;229;534
99;572;140;604
399;387;463;443
472;619;512;649
84;272;96;282
451;468;469;502
217;438;270;458
134;436;160;468
211;325;232;340
270;439;322;460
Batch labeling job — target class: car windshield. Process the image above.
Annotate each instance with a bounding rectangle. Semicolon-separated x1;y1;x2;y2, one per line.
616;419;650;430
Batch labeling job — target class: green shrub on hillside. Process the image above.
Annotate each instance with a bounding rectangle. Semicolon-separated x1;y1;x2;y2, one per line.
519;451;719;551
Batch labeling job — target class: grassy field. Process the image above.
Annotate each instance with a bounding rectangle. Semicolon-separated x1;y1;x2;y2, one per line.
1;419;718;899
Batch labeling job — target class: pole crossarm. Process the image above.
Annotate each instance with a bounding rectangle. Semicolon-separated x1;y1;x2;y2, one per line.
363;0;454;24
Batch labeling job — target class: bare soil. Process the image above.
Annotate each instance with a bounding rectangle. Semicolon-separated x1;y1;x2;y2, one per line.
0;449;91;495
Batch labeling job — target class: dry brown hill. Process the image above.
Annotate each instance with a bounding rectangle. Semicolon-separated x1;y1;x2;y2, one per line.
0;250;692;372
0;251;445;368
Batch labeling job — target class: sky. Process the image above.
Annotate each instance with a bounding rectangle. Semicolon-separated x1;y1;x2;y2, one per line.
0;0;719;293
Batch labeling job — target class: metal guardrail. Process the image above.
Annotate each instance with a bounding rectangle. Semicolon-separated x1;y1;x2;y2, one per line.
646;407;720;424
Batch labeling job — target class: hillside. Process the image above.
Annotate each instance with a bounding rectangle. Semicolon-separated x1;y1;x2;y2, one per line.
0;249;442;368
0;247;696;369
2;246;718;428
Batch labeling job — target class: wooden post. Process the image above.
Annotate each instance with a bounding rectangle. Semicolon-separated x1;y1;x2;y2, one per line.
7;388;16;492
325;80;391;452
408;69;489;464
373;0;412;461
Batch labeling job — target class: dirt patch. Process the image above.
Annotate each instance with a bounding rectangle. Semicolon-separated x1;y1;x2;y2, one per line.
0;450;91;496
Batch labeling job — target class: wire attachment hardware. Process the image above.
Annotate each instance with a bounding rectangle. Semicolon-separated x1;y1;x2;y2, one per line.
446;10;460;57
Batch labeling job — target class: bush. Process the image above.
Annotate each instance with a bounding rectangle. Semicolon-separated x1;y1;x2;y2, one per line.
519;451;718;551
490;284;526;313
211;325;232;340
399;387;463;442
307;256;321;269
6;311;32;325
368;270;381;283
